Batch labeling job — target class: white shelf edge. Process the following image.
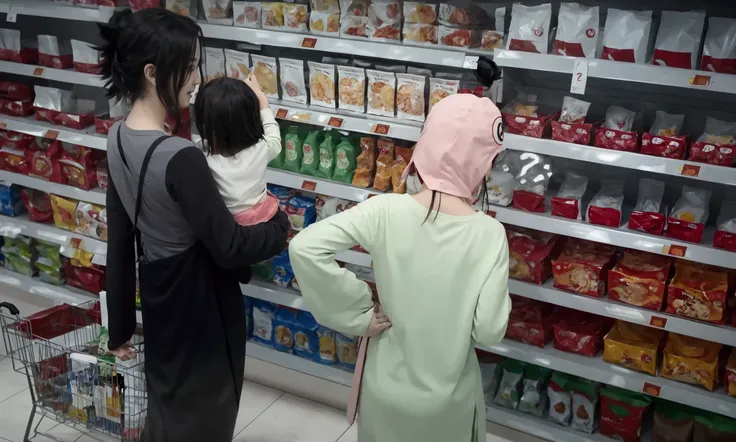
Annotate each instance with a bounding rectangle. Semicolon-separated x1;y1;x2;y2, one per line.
266;168;382;203
9;1;116;22
0;171;106;205
246;341;353;387
0;214;106;255
0;267;96;307
485;404;611;442
0;115;107;151
0;61;104;88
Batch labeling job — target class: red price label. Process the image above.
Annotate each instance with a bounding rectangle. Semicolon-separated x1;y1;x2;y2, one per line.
681;164;701;177
649;316;667;328
327;117;344;128
275;108;288;119
301;38;318;48
301;180;317;191
44;130;59;140
485;210;497;218
32;67;44;76
69;238;82;249
372;124;390;135
690;74;711;87
642;382;661;397
662;244;687;257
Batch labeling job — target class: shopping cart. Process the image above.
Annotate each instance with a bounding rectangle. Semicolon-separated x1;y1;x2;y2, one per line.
0;301;146;442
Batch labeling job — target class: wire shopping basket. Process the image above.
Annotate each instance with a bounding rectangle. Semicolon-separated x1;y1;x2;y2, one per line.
0;301;146;442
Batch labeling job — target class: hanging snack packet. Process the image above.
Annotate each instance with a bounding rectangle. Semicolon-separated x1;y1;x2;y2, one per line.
233;1;261;27
548;372;576;427
714;201;736;252
599;387;652;442
587;179;625;227
283;3;309;31
571;378;600;434
224;49;250;81
282;126;305;173
340;0;370;38
653;11;705;69
372;138;394;191
204;47;226;83
366;70;396;117
689;117;736;167
601;9;653;63
518;364;552;417
627;178;666;235
251;55;279;99
553;3;599;58
392;146;413;194
262;2;285;28
507;3;552;54
666;185;711;243
702;17;736;74
368;1;402;41
352;137;376;188
280;58;308;105
333;136;358;183
404;2;436;24
337;65;366;113
202;0;233;24
641;111;687;159
396;73;426;122
428;77;459;112
309;61;337;109
300;130;323;176
493;359;524;409
316;130;338;179
38;35;72;69
71;40;100;74
551;171;588;220
310;0;340;35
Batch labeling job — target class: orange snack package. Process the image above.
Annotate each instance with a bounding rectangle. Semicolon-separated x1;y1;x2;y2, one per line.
661;333;721;391
552;238;617;297
373;138;394;191
603;321;664;375
50;194;78;232
607;250;672;311
391;146;413;194
666;261;729;324
352;137;376;188
727;348;736;397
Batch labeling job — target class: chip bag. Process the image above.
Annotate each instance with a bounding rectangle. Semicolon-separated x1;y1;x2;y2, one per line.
518;364;552;417
333;136;358;184
662;333;722;391
552;308;611;356
282;126;305;173
505;296;555;348
316;130;338;180
352;137;376;188
600;386;652;442
552;238;616;297
300;130;323;176
689;117;736;167
372;138;394;191
50;195;78;231
493;359;525;409
607;250;671;311
603;321;664;375
391;146;412;194
587;179;624;227
666;261;728;324
548;372;576;427
666;185;711;244
507;227;559;285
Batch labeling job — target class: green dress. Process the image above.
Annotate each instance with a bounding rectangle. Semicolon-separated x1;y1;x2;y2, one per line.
289;194;511;442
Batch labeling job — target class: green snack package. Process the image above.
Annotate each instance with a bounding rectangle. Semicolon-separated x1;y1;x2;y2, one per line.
252;260;275;281
333;136;358;183
282;126;304;173
300;130;323;176
493;359;526;409
268;127;286;170
694;413;736;441
316;130;338;179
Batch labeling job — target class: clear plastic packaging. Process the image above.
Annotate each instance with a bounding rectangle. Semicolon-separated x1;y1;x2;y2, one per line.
396;73;425;122
284;3;309;31
262;2;285;28
559;96;590;124
337;65;366;112
202;0;233;24
601;9;652;64
251;55;279;99
280;58;308;105
403;24;438;46
628;178;666;235
690;117;736;166
404;2;436;24
702;17;736;74
309;61;337;109
507;3;552;54
653;11;705;69
233;1;261;28
428;77;458;112
553;3;599;58
309;0;340;35
666;186;712;243
551;171;588;220
603;106;635;132
368;1;402;41
587;180;624;227
486;151;521;207
642;111;687;159
340;0;370;38
224;49;250;81
481;6;506;51
366;69;395;117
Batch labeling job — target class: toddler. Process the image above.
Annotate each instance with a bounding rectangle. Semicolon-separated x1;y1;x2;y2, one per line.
194;75;282;225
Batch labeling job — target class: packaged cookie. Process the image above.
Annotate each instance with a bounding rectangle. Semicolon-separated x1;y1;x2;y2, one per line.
336;333;358;369
505;296;555;348
552;238;616;298
493;359;525;409
352;137;376;188
224;49;250;81
403;24;438;45
337;66;366;113
310;0;340;35
204;47;226;83
428;77;458;112
293;312;320;361
553;309;612;356
273;307;298;352
262;2;285;28
507;227;559;285
396;73;426;122
279;58;307;105
372;138;394;191
309;61;337;109
404;2;436;24
233;1;261;27
366;70;395;117
368;1;402;41
202;0;233;24
272;250;295;288
391;146;412;194
251;55;279;99
439;26;474;48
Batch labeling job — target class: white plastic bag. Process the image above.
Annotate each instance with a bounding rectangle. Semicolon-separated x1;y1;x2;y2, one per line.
653;11;705;69
280;58;308;105
554;3;599;58
716;202;736;234
587;179;624;226
702;17;736;74
553;171;588;220
33;86;72;112
559;96;590;124
601;9;652;63
697;117;736;145
670;186;711;224
602;105;635;132
507;3;552;54
633;178;665;213
649;111;684;137
71;40;99;73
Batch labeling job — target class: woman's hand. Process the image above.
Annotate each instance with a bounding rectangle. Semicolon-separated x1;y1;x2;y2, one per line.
109;342;137;361
364;303;391;337
245;73;269;110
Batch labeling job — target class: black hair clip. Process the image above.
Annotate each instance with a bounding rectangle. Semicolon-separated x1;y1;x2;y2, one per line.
475;56;501;87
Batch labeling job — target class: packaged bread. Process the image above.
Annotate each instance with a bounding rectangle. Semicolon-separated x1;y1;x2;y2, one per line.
396;73;426;122
309;61;337;109
280;58;307;105
366;69;395;117
233;1;261;27
603;321;664;375
284;3;309;31
391;146;412;194
337;66;366;113
224;49;250;81
352;137;376;188
661;333;722;391
204;47;226;83
251;55;279;98
372;138;394;191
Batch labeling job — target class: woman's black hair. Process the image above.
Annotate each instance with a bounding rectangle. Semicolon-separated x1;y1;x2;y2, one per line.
475;56;502;87
193;78;265;156
97;9;203;134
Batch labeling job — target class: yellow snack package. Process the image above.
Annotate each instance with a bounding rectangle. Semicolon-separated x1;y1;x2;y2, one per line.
603;321;664;375
661;333;722;391
50;195;78;232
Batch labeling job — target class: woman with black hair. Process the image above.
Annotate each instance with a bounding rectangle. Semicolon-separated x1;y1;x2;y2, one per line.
98;9;289;441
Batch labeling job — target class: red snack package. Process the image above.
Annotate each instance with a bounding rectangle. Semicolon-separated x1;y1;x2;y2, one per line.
0;145;29;174
689;117;736;167
130;0;161;11
0;82;33;101
552;238;616;297
702;17;736;74
552;308;612;356
553;3;599;58
599;386;651;442
0;29;39;64
64;260;106;295
587;180;624;228
27;138;64;183
627;178;666;235
512;152;552;213
94;98;129;135
595;106;639;152
507;227;560;284
20;188;53;223
607;250;672;311
665;186;711;244
600;9;652;63
0;98;35;117
0;130;33;151
505;296;555;348
507;3;552;54
502;92;556;138
60;143;97;190
37;35;73;69
71;40;100;74
652;11;705;69
641;111;687;159
551;171;587;220
551;96;594;145
33;86;70;124
714;201;736;252
666;261;729;324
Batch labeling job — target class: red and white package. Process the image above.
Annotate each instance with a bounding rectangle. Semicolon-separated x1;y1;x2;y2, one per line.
587;180;624;227
486;151;520;207
553;3;599;58
38;35;73;70
553;238;617;298
60;143;97;190
506;3;552;54
653;11;705;69
368;1;402;41
0;82;32;101
20;188;53;224
480;7;506;51
0;130;32;151
595;105;639;152
689;117;736;167
27;138;64;184
96;155;108;190
551;171;588;220
551;96;593;145
628;178;666;235
340;0;370;38
71;40;100;74
641;111;687;159
505;296;555;348
95;98;129;135
702;17;736;74
439;25;474;48
502;92;556;138
714;201;736;252
506;227;560;284
0;144;29;174
600;9;652;63
553;308;612;357
666;186;711;244
33;86;72;124
512;153;552;213
0;29;38;64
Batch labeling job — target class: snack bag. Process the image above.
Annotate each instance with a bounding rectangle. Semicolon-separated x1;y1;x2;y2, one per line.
547;372;576;427
251;55;279;99
512;153;552;213
505;296;554;348
714;201;736;252
702;17;736;74
507;227;559;284
63;258;106;294
335;333;358;370
352;137;376;188
652;402;695;442
628;174;667;236
283;3;309;31
653;11;705;69
279;58;307;105
38;35;73;69
693;414;736;442
493;359;525;409
727;348;736;398
366;70;395;117
337;66;366;113
20;189;52;223
309;0;340;35
479;359;502;404
552;309;611;356
689;117;736;167
391;146;412;194
587;179;624;227
333;136;358;184
428;78;458;112
607;250;671;311
315;326;337;364
271;184;294;212
600;386;652;442
224;49;250;81
340;0;370;38
3;237;35;277
316;130;338;179
202;0;233;23
372;138;394;191
50;195;78;231
0;184;23;217
309;61;337;109
27;138;64;184
641;111;687;159
282;126;305;173
438;26;474;49
603;321;664;375
0;29;38;64
396;73;426;122
502;93;555;138
315;195;355;220
601;9;653;63
506;3;552;54
661;333;722;391
485;151;519;207
233;1;261;27
293;312;320;361
551;96;594;145
273;307;299;352
204;47;226;83
75;202;108;241
560;96;592;123
571;377;600;434
666;261;728;324
551;171;587;220
665;186;711;244
595;105;639;152
298;130;322;176
60;143;97;190
518;364;552;417
404;2;436;25
272;250;294;288
252;300;277;346
480;6;506;51
262;2;285;28
552;238;616;297
286;195;316;231
368;1;402;41
553;3;599;58
403;24;438;46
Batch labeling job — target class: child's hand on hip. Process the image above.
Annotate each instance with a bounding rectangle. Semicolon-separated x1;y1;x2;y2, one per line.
365;303;391;337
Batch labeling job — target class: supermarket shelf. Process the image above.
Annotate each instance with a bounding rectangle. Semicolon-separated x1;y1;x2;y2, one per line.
200;23;479;69
270;101;422;142
0;214;106;255
482;339;736;419
509;279;736;347
5;1;116;22
0;115;107;151
489;204;736;270
485;404;614;442
504;134;736;188
246;341;353;387
0;267;96;307
267;168;382;202
0;61;104;87
494;49;736;95
244;279;307;311
0;171;106;205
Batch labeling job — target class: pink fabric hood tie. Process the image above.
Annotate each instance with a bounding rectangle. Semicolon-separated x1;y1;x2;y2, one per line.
401;93;505;201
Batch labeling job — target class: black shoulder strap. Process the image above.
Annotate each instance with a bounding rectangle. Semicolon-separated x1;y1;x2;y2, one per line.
116;125;129;170
133;135;170;229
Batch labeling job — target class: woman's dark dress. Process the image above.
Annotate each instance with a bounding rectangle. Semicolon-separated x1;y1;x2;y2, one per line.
105;121;288;441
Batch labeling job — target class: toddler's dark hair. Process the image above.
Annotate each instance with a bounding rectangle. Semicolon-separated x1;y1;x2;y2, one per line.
194;78;265;156
97;9;203;134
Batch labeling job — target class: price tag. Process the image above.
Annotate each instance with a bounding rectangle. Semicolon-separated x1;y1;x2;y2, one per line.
69;238;83;249
462;55;479;70
649;316;668;328
301;38;318;49
681;164;701;177
44;130;59;140
327;116;343;128
570;59;589;95
485;210;497;218
301;180;317;191
642;382;661;397
662;244;687;257
6;10;17;23
275;108;289;119
371;124;390;135
32;67;44;77
689;74;711;87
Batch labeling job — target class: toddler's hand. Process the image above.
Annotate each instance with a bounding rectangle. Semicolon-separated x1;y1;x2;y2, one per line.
364;303;391;337
245;73;269;109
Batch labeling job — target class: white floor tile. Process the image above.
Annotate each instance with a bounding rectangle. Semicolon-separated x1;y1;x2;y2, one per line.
336;424;357;442
0;357;28;403
233;394;349;442
0;390;62;442
233;380;284;435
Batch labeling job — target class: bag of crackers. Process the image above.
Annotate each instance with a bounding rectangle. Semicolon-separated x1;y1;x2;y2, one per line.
666;261;729;324
352;137;376;188
603;320;664;375
552;238;616;298
661;333;722;391
607;249;672;311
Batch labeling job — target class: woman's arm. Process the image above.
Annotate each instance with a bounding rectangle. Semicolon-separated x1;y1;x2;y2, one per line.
289;197;383;337
260;108;282;161
106;173;138;350
472;229;511;347
165;145;289;268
